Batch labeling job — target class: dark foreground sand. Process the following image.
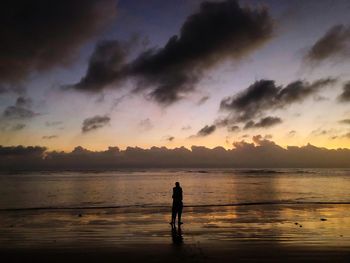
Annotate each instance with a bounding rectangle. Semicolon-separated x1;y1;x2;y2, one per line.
3;244;350;263
1;204;350;262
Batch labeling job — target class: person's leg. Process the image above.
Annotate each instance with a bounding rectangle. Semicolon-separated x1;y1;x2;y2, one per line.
178;205;183;225
171;206;177;224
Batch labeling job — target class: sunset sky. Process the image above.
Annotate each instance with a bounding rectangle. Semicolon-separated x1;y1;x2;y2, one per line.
1;0;350;152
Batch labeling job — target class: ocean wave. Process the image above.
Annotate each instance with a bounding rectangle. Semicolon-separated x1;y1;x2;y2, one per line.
185;170;210;173
1;201;350;212
185;169;319;174
233;169;285;174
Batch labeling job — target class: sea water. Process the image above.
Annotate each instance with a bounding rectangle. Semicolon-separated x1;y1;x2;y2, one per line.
1;168;349;210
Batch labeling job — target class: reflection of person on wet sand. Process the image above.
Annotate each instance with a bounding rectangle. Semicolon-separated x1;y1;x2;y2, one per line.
171;225;183;245
170;182;183;226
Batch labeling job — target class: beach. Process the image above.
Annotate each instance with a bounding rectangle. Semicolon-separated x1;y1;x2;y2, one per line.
2;203;350;262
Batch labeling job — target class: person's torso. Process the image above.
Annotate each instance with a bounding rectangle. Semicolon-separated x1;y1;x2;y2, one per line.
173;187;183;202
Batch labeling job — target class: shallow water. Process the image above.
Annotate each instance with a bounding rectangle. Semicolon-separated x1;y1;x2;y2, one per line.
1;204;350;249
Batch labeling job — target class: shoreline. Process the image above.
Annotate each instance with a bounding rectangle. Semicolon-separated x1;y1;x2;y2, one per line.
3;200;350;212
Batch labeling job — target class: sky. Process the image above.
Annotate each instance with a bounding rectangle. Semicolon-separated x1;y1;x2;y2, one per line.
1;0;350;153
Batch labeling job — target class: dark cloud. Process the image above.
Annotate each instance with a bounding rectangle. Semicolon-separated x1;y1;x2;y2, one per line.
0;85;10;94
0;0;116;86
11;123;26;131
2;139;350;170
252;135;273;146
110;94;130;111
131;0;273;105
194;125;216;137
3;107;36;119
214;117;230;127
228;125;240;132
220;78;336;122
45;121;63;127
73;0;273;104
181;125;192;131
332;132;350;139
0;84;24;94
1;123;26;131
244;116;282;129
0;145;46;156
339;119;350;125
311;129;326;136
197;96;210;106
338;81;350;102
305;24;350;64
82;115;110;133
95;94;105;104
2;96;37;120
310;128;332;137
221;80;278;121
42;135;58;140
73;40;128;91
243;121;255;129
288;130;297;137
15;96;32;108
138;118;153;131
165;136;175;142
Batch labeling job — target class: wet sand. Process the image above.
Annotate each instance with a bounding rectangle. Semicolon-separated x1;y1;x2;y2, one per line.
1;204;350;262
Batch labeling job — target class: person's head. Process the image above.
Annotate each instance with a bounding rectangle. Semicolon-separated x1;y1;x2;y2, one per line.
175;182;180;187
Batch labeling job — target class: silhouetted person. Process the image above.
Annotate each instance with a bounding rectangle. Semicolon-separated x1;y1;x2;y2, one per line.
171;182;183;226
